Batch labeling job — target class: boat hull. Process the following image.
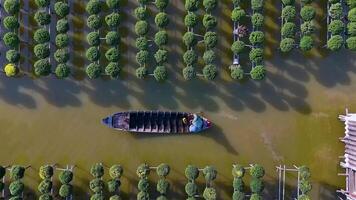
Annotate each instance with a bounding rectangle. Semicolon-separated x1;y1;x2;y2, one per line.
102;111;211;134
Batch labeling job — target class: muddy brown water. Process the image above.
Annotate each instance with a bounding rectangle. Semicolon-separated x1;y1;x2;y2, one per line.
0;0;353;199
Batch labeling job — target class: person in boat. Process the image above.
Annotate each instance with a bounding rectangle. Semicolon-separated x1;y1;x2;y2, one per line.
188;114;204;133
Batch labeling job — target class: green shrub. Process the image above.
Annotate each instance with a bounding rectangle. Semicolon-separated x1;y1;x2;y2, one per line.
136;67;148;79
106;0;120;9
39;194;53;200
35;0;50;7
136;50;149;65
155;12;169;28
231;7;246;22
6;50;20;63
134;7;148;20
34;59;51;76
109;195;122;200
136;164;150;178
56;34;69;48
347;36;356;50
106;31;120;45
299;35;313;51
155;0;169;11
250;178;264;194
55;63;71;79
87;15;102;29
298;194;311;200
232;191;245;200
282;0;294;6
86;63;102;79
54;49;70;63
250;65;266;80
105;48;120;62
105;62;120;79
9;181;24;196
183;32;197;48
249;194;262;200
59;170;73;184
347;0;356;8
56;19;69;33
183;50;198;65
59;184;72;198
249;48;264;64
203;0;218;11
87;32;100;46
136;37;149;50
107;179;120;193
185;165;199;181
327;35;343;51
38;179;52;194
89;178;105;193
203;14;217;29
3;32;19;48
233;178;244;191
251;13;264;28
328;20;344;35
300;6;316;21
54;2;70;18
3;16;19;30
249;31;264;45
86;47;101;62
4;0;20;15
153;66;168;81
301;21;315;35
135;21;149;36
280;38;295;52
230;67;244;80
156;178;169;194
203;166;218;182
34;44;50;59
137;191;149;200
204;31;218;48
349;8;356;22
348;22;356;36
10;165;25;180
91;193;104;200
203;64;218;80
185;182;198;197
282;6;296;22
232;164;245;178
250;164;265;178
105;12;121;28
154;49;168;64
251;0;263;11
299;180;312;194
203;50;216;64
185;13;198;27
185;0;199;11
231;40;245;54
35;11;51;25
281;22;296;38
86;0;102;15
109;165;123;179
329;3;343;19
203;187;217;200
183;66;196;80
155;30;168;46
138;178;149;192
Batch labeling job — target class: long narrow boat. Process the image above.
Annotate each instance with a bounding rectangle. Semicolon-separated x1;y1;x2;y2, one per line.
102;111;212;133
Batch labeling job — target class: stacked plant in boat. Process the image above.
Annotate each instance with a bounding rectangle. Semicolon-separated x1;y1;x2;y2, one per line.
89;163;105;199
279;0;297;53
299;0;316;51
202;166;218;200
347;0;356;50
185;165;199;199
298;166;311;200
58;169;73;199
9;165;26;199
54;0;71;78
38;165;54;200
249;164;265;200
249;0;266;80
153;0;169;82
182;0;199;80
33;0;52;77
136;163;150;200
135;0;150;79
155;163;170;200
327;0;345;51
232;164;245;200
202;0;218;80
105;0;122;79
86;0;103;79
107;164;124;199
3;0;21;77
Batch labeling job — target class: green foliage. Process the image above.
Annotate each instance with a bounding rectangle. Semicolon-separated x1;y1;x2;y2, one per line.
105;48;120;62
233;178;244;191
54;2;70;18
282;6;296;22
135;7;148;20
300;21;315;35
231;7;246;22
185;165;199;181
232;164;245;178
203;50;216;64
250;178;264;194
185;182;198;197
138;0;150;4
56;34;70;48
203;187;217;200
153;66;168;81
204;31;218;49
35;11;51;25
86;0;102;15
231;67;244;80
136;164;150;178
300;6;316;21
106;12;121;28
348;22;356;36
34;59;51;76
54;49;69;63
59;170;73;184
56;19;69;33
155;49;168;64
183;50;198;65
203;64;218;80
39;194;53;200
9;181;24;196
185;0;199;11
280;38;295;53
91;193;105;200
3;16;19;30
86;63;102;79
329;19;345;35
185;13;198;27
9;197;22;200
87;15;102;29
347;0;356;8
109;165;123;179
347;36;356;50
299;35;313;51
35;0;50;7
329;3;343;19
203;166;218;182
136;50;149;65
249;48;264;64
109;195;122;200
4;0;20;15
251;0;264;11
138;178;149;192
155;0;169;11
38;179;52;194
157;195;168;200
349;8;356;22
250;66;266;80
250;164;265;178
136;37;149;50
281;22;296;38
89;178;105;193
203;14;217;29
155;31;168;46
183;32;197;48
155;12;169;28
282;0;294;6
299;180;312;194
55;64;71;79
136;67;148;79
298;194;311;200
299;166;311;180
59;184;72;198
106;0;120;9
183;66;196;80
301;0;312;3
106;31;120;45
249;194;262;200
157;178;169;194
251;13;264;28
86;47;101;62
137;191;150;200
6;50;20;63
87;32;100;46
105;62;121;79
249;31;264;45
34;44;50;59
135;21;149;36
327;35;343;51
203;0;218;11
232;191;245;200
232;0;241;6
3;32;19;48
231;40;245;54
10;166;25;180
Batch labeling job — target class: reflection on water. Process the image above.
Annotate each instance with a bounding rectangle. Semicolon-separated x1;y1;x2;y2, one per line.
0;0;354;199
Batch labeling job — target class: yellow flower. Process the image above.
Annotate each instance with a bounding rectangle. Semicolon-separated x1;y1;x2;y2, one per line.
4;63;18;77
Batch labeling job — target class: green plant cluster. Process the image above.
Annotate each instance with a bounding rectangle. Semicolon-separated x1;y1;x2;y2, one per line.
3;0;21;77
299;0;315;51
86;0;103;79
38;165;54;199
107;165;123;199
327;0;345;51
89;163;105;200
184;165;217;200
280;0;294;52
297;166;312;200
249;164;265;200
136;163;151;200
202;0;218;80
153;0;170;82
347;3;356;50
232;164;245;200
58;169;74;199
54;0;71;79
202;166;217;200
156;163;170;200
9;165;26;199
104;0;122;79
33;0;52;77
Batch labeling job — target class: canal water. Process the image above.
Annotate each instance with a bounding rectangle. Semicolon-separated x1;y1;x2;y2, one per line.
0;0;353;199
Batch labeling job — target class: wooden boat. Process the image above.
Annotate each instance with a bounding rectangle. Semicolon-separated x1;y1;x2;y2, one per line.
102;111;212;133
